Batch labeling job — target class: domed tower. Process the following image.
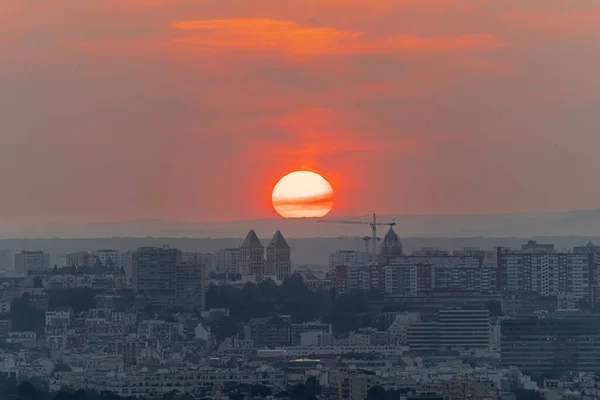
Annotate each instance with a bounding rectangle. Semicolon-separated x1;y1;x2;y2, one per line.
266;230;291;281
239;230;265;275
380;226;404;263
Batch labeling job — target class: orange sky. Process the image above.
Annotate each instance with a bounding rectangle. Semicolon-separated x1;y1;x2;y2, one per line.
1;0;599;224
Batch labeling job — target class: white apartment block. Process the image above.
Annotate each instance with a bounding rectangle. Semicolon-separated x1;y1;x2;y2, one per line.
499;246;598;300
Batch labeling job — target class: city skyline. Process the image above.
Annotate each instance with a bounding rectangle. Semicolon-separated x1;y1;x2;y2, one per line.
2;0;600;225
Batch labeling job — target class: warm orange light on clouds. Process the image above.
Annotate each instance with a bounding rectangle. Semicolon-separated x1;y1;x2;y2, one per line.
172;18;507;57
0;0;599;224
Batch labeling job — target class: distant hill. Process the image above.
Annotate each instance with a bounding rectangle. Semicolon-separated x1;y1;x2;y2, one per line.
2;209;600;239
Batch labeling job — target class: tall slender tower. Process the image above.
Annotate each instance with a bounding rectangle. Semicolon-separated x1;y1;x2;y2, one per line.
266;230;292;281
239;230;265;275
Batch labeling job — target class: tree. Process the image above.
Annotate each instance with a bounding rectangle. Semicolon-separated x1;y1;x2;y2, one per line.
366;386;387;400
291;383;309;400
486;300;503;317
33;276;44;289
514;389;546;400
53;392;74;400
305;377;321;397
251;384;272;398
17;382;37;400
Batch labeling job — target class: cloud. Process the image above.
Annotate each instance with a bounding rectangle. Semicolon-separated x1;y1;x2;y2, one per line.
172;18;507;56
501;8;600;31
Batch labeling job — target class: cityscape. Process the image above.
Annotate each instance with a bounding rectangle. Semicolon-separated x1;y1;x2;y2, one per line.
3;0;600;399
2;227;600;399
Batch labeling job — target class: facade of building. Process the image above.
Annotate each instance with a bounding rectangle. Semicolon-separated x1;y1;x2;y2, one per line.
329;250;366;271
239;230;266;276
266;231;292;281
213;248;241;274
132;247;206;310
497;242;600;303
15;251;50;275
406;307;491;353
501;313;600;373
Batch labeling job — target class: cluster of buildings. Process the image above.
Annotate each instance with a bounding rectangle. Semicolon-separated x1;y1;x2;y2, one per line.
3;232;600;398
331;229;600;307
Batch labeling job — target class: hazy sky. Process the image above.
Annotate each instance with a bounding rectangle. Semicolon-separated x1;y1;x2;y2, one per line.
1;0;599;224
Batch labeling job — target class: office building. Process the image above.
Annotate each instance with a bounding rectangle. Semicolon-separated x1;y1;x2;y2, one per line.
266;231;292;281
406;307;491;353
501;313;600;373
15;251;50;275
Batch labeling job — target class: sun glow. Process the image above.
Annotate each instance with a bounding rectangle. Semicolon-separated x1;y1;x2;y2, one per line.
272;171;334;218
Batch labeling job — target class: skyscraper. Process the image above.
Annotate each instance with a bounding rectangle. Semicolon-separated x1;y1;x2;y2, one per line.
266;231;291;281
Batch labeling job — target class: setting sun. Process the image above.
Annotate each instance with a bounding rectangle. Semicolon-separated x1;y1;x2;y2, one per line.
272;171;334;218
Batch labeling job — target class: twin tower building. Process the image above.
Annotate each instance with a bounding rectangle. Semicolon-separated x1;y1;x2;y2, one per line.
238;230;292;281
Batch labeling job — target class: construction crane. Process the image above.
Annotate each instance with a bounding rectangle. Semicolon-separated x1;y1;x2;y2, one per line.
318;214;396;261
336;235;373;255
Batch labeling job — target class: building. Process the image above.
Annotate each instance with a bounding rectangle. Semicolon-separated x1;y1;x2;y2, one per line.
406;307;491;353
379;226;404;264
132;246;205;310
65;251;91;268
501;312;600;373
384;254;495;296
213;248;241;274
437;308;491;351
89;249;130;270
15;251;50;275
334;264;385;296
175;262;206;311
183;253;214;274
266;231;292;281
329;250;366;271
497;243;600;303
239;230;265;276
244;315;292;348
0;250;12;270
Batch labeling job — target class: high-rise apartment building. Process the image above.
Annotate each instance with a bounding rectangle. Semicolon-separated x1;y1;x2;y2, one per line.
239;230;266;276
266;231;291;281
15;251;50;275
213;248;241;274
497;242;600;303
132;246;206;311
